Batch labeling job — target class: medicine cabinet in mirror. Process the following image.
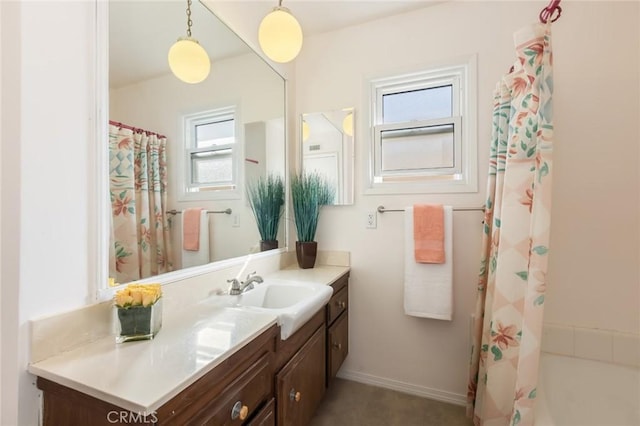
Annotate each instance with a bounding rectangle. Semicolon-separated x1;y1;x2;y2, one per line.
106;0;287;286
300;108;355;205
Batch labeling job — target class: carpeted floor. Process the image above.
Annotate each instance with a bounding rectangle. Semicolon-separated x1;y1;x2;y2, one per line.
310;378;474;426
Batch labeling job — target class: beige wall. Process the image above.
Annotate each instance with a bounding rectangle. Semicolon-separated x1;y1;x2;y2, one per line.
544;1;639;333
2;2;97;424
295;0;639;402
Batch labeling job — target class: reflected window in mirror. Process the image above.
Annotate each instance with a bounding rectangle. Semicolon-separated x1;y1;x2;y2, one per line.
184;106;238;195
300;108;355;205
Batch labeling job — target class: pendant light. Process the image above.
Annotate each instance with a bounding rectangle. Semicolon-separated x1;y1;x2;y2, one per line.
302;120;310;142
342;112;354;137
168;0;210;84
258;0;303;63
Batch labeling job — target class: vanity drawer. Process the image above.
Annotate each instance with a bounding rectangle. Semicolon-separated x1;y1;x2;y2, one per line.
247;398;275;426
326;285;348;326
197;353;272;425
327;311;348;382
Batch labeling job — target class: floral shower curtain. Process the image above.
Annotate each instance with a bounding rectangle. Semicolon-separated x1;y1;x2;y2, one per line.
109;123;173;283
467;22;554;426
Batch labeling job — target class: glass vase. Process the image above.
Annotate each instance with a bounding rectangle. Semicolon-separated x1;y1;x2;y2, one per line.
115;298;163;343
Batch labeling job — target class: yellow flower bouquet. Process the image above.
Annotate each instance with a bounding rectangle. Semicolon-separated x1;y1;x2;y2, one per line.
114;284;163;343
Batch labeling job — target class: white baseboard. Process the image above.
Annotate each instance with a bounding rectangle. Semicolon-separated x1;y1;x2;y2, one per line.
336;368;467;407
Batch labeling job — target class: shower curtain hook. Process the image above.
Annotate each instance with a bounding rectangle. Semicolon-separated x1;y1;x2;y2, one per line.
539;0;562;24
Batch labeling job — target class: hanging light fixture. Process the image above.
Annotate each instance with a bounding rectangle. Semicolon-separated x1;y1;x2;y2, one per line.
342;111;354;137
168;0;210;84
258;0;303;63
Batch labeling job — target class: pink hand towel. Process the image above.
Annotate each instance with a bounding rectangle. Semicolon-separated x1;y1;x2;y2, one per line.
413;204;445;264
183;208;204;251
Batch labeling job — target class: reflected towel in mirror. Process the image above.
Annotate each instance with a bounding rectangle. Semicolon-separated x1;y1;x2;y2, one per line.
181;210;210;268
183;208;203;251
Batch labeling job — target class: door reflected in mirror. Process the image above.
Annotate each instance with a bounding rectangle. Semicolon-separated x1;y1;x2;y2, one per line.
300;108;355;205
107;0;286;285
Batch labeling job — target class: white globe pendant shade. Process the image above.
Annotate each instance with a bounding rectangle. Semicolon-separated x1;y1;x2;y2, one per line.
258;7;303;63
168;37;211;84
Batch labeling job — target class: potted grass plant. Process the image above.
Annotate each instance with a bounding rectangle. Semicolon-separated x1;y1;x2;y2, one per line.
247;174;285;251
290;171;335;269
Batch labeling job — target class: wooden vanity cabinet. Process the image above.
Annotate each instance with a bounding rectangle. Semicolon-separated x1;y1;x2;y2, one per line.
326;272;349;385
36;270;351;426
37;324;279;426
271;271;349;425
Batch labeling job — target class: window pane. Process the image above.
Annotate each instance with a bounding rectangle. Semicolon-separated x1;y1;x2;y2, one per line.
381;124;454;171
382;85;452;124
191;150;233;184
196;119;235;148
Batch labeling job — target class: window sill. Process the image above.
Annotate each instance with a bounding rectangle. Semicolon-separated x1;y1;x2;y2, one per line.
177;188;242;202
364;175;477;195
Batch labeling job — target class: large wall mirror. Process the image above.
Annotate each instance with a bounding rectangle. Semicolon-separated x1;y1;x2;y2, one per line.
300;108;354;205
107;0;286;285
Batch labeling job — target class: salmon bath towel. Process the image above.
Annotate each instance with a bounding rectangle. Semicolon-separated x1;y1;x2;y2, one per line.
413;204;445;264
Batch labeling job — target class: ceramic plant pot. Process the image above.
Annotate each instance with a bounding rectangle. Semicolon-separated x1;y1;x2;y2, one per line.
296;241;317;269
260;240;279;252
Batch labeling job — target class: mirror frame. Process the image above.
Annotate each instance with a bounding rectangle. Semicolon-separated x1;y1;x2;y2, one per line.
93;1;288;301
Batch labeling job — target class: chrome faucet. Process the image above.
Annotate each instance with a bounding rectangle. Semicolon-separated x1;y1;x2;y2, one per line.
227;272;263;295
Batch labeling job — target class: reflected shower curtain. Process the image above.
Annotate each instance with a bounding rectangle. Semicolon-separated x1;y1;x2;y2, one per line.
467;23;554;426
109;124;173;283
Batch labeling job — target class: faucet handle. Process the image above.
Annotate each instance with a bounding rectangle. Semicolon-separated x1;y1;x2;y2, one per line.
227;278;242;295
245;271;257;280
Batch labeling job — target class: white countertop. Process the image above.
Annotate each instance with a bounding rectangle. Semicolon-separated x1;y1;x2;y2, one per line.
28;304;277;413
269;265;350;286
27;264;350;414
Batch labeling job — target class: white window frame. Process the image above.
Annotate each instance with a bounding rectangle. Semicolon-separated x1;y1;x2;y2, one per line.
364;55;477;195
178;106;242;201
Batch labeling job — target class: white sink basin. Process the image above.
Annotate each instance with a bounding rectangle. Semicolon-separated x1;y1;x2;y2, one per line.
237;282;321;309
206;280;333;340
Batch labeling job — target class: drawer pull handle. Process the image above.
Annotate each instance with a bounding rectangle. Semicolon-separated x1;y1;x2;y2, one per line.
231;401;249;420
333;342;342;350
289;388;301;402
335;300;346;309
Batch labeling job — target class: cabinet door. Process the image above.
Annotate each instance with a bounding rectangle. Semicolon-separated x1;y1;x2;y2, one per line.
276;327;326;426
327;311;348;382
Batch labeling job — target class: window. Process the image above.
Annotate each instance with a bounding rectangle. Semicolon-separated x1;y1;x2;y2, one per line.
366;57;477;194
182;107;239;198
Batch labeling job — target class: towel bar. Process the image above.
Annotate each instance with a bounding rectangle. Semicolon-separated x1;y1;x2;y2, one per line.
167;208;232;215
377;205;484;213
